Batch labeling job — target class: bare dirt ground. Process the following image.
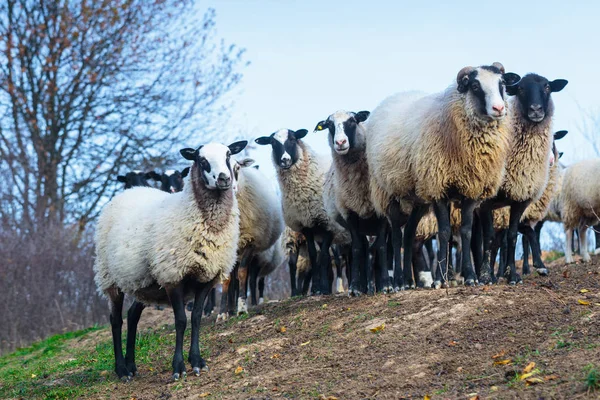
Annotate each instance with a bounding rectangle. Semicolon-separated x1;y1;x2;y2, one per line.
4;255;600;399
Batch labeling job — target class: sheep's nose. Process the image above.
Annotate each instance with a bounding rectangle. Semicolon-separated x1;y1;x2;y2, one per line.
217;173;231;187
492;104;504;113
530;104;542;112
335;138;347;147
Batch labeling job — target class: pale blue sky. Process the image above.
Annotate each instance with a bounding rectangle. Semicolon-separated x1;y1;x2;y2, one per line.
206;0;600;172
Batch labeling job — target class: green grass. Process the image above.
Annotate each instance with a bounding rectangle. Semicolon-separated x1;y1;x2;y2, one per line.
544;250;565;263
584;364;600;393
0;323;191;399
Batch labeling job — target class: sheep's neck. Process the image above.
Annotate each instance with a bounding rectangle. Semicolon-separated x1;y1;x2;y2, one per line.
189;164;234;231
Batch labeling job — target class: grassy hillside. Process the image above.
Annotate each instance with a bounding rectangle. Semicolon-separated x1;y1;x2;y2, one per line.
1;256;599;399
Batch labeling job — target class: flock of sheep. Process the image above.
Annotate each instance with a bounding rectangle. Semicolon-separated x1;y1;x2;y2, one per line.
93;61;600;382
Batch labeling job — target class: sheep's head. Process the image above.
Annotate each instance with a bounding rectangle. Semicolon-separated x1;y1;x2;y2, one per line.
254;129;308;169
180;141;247;190
117;171;152;189
314;110;370;155
549;130;568;167
457;62;520;121
505;73;568;123
148;168;190;193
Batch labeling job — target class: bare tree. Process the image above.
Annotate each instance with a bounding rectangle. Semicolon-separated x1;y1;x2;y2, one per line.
0;0;247;231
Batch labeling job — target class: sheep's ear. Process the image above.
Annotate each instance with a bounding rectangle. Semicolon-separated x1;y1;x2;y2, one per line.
355;110;370;123
492;62;505;74
228;140;248;155
456;66;474;93
559;152;564;159
255;136;272;146
180;147;198;161
314;120;328;132
238;158;255;168
549;79;568;93
554;130;568;141
505;83;519;96
181;167;190;178
146;171;161;181
293;129;308;140
503;73;521;86
253;165;259;170
117;175;127;183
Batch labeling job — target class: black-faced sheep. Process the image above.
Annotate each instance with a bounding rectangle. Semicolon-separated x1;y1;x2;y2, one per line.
94;140;247;381
116;170;153;189
148;168;191;193
365;63;520;288
478;73;568;284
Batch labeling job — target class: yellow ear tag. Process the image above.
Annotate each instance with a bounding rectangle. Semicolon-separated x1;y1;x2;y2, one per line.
317;125;323;131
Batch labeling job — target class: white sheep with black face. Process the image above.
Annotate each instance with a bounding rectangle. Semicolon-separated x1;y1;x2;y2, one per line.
365;62;520;289
255;129;347;295
94;140;247;382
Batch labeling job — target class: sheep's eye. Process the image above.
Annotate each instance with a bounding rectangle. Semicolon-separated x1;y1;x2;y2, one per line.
471;82;480;91
544;84;551;93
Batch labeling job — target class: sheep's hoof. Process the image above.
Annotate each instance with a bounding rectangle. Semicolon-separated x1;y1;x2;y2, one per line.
509;274;522;285
120;375;132;383
336;277;345;294
433;280;442;290
478;272;492;286
418;271;434;289
450;280;458;288
536;267;548;276
381;285;394;294
192;365;208;376
464;279;475;286
216;313;228;323
348;287;361;297
237;298;248;315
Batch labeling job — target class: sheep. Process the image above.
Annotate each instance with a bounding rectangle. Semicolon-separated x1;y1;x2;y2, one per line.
218;157;284;319
148;168;190;193
94;140;247;381
284;226;305;296
116;170;153;189
365;62;521;288
314;110;392;295
249;235;286;305
561;158;600;263
478;73;568;285
520;130;567;274
255;129;344;295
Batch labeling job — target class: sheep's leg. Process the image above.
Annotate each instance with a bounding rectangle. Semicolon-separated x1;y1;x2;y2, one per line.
565;227;574;263
258;277;265;304
108;288;129;380
237;247;254;314
433;199;451;289
217;275;231;321
318;231;334;295
249;260;259;306
414;239;432;288
303;229;321;295
522;233;531;275
166;283;187;380
288;249;299;296
424;238;435;271
458;199;479;286
386;232;394;280
498;229;508;280
594;224;600;254
375;221;393;293
388;200;407;292
332;245;344;293
478;207;494;285
203;288;215;316
535;221;544;245
471;213;483;279
403;205;427;289
189;279;217;376
489;230;500;283
346;213;364;297
580;225;591;262
361;236;369;293
124;300;145;377
506;201;529;285
301;269;312;295
519;223;547;275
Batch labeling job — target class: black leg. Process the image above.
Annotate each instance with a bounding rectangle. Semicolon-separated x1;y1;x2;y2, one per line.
237;247;254;314
424;238;435;270
332;245;344;293
258;277;265;303
489;230;501;282
433;199;451;288
535;221;544;246
189;279;216;376
288;248;298;296
522;234;531;275
347;213;364;296
403;205;427;289
166;283;187;380
497;229;508;280
108;289;129;380
413;239;432;288
125;300;145;377
301;269;312;295
459;199;479;286
375;221;393;293
217;273;231;321
318;231;334;295
507;202;529;285
249;259;259;306
303;229;321;295
203;288;215;316
519;224;548;276
471;212;483;279
595;224;600;251
388;200;407;291
478;207;495;285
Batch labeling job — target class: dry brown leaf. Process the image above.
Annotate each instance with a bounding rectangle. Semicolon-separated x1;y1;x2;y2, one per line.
424;396;431;400
300;341;311;346
280;326;287;333
544;374;559;381
522;362;536;374
563;270;569;278
448;340;459;347
469;395;480;400
493;359;512;366
520;371;536;381
525;377;544;385
199;393;211;398
370;323;385;333
491;350;506;359
319;396;338;400
580;289;590;293
234;366;243;375
271;353;281;359
578;299;591;306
